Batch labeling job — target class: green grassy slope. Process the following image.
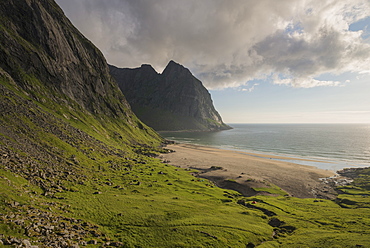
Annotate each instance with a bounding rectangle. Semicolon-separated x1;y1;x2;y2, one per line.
0;62;274;246
1;0;370;247
0;1;274;246
2;73;370;247
0;72;274;246
244;168;370;248
2;67;370;247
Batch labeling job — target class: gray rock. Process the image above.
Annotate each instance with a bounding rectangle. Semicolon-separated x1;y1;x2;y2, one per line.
22;239;32;247
79;241;87;246
109;61;231;131
43;225;55;230
0;0;137;120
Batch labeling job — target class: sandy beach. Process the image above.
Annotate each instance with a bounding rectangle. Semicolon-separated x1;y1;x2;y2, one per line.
161;143;337;198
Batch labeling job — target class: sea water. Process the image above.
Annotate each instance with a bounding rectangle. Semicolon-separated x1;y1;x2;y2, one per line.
160;124;370;171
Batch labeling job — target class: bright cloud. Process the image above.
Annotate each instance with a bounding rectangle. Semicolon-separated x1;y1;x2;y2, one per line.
240;83;260;92
56;0;370;89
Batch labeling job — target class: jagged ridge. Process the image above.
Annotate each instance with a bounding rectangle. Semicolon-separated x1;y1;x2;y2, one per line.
109;61;231;131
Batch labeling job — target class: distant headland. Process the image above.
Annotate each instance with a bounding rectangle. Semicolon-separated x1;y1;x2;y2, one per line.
109;61;231;132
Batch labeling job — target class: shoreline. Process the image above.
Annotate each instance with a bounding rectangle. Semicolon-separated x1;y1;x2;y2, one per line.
161;143;338;199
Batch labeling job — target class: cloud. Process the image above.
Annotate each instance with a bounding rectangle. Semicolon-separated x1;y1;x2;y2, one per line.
56;0;370;89
274;77;342;88
240;83;259;92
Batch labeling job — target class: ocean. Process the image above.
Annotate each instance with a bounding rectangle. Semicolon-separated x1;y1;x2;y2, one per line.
160;124;370;171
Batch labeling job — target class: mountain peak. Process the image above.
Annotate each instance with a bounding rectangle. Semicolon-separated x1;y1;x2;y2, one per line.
110;61;231;131
167;60;181;67
140;64;158;74
141;64;155;69
162;60;190;76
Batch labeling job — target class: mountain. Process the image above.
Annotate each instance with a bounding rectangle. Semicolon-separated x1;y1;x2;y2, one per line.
2;1;369;247
0;0;161;145
0;0;165;245
0;1;272;246
109;61;231;131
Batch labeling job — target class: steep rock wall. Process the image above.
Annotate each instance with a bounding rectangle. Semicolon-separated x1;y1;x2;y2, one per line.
110;61;231;131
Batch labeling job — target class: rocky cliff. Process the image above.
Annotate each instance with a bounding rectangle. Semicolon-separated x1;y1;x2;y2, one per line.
109;61;231;131
0;0;164;194
0;0;160;145
0;0;166;246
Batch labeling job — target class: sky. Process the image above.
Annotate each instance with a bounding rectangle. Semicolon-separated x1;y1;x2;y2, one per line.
56;0;370;123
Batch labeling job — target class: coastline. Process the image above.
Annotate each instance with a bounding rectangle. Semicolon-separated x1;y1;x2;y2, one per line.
161;143;338;199
160;123;370;171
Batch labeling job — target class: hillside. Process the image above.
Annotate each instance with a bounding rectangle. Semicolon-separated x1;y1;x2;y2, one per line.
0;0;161;146
109;61;231;131
1;0;370;247
0;0;271;246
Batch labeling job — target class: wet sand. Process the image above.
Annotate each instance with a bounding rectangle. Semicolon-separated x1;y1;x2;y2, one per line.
161;143;337;198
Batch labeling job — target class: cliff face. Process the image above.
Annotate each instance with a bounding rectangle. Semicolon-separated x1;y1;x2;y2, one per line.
0;0;160;145
110;61;231;131
0;0;126;115
0;0;164;217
